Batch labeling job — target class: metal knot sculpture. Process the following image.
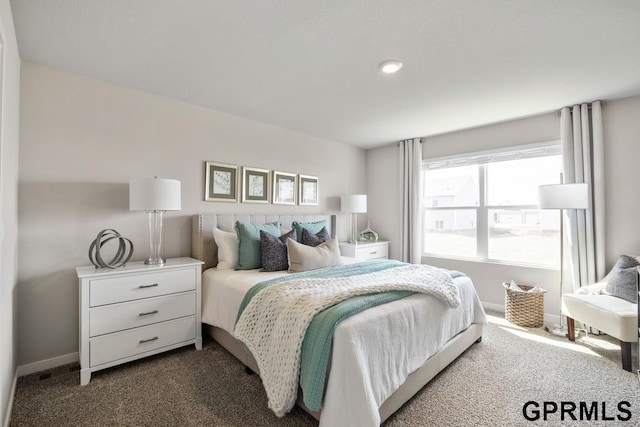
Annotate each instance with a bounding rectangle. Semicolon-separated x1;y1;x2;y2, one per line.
88;229;134;269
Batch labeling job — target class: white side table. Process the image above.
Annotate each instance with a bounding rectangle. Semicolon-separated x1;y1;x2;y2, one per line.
339;241;389;261
76;257;203;385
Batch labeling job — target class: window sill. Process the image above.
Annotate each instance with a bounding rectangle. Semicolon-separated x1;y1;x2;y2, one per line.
421;254;558;272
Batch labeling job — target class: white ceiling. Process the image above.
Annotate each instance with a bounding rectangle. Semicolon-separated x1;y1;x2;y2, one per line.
10;0;640;149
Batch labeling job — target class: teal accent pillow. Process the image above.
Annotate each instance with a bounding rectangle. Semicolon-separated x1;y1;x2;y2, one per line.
292;220;328;243
235;220;281;270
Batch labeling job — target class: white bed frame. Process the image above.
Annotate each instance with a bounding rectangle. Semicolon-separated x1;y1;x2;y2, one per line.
191;213;483;423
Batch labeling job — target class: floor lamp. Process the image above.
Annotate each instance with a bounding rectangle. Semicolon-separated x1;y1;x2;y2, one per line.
538;183;589;336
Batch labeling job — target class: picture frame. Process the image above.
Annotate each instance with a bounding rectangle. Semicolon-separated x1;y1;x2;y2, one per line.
298;174;319;206
272;171;297;205
204;161;238;202
242;167;270;203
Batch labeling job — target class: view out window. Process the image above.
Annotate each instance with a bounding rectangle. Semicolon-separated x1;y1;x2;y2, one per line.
422;145;562;267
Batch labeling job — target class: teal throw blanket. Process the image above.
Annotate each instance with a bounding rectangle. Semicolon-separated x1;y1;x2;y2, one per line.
235;260;464;412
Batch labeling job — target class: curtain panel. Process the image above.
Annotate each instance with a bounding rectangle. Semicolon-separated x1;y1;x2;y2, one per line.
398;138;423;264
560;101;605;291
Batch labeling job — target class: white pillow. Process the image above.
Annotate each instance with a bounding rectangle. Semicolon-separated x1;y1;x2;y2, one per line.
213;228;239;270
287;238;342;273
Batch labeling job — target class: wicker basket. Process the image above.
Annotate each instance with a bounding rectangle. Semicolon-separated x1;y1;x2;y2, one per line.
504;283;545;328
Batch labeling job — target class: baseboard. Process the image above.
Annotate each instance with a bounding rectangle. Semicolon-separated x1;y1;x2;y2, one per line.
481;301;504;313
481;301;560;327
3;370;17;427
16;352;79;377
544;313;561;326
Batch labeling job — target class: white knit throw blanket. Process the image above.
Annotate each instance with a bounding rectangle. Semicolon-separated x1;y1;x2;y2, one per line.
233;264;461;417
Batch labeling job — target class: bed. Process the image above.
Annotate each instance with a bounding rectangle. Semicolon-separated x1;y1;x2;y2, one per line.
192;213;486;426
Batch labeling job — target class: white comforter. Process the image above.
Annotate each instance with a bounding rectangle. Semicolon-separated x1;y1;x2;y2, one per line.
202;262;486;427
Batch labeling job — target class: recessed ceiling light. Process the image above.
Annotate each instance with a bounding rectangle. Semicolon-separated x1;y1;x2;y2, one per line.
379;60;403;74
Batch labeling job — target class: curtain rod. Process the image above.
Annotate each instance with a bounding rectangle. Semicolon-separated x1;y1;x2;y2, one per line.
555;100;605;116
396;138;423;146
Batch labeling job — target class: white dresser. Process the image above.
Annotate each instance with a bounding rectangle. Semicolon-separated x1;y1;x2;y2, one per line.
76;257;203;385
339;241;389;261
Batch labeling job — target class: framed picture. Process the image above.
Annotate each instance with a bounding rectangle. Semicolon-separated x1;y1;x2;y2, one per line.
242;167;270;203
298;174;319;206
204;161;238;202
272;171;297;205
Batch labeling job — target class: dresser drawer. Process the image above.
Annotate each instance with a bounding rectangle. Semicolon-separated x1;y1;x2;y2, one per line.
89;292;196;337
90;316;196;367
355;243;388;260
90;268;196;307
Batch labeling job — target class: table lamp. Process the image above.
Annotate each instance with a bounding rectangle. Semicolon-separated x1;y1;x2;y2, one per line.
129;177;181;265
341;194;367;244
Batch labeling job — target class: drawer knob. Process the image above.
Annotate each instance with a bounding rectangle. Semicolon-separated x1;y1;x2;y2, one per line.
370;251;377;255
139;310;159;317
139;336;159;344
138;283;159;289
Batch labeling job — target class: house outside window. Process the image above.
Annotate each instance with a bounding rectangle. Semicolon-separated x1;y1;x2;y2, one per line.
422;143;562;268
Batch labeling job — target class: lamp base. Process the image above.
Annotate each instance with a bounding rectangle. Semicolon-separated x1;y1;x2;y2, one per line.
349;212;359;244
145;210;166;267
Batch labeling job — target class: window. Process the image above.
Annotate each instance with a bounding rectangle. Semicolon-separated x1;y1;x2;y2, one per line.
423;144;562;267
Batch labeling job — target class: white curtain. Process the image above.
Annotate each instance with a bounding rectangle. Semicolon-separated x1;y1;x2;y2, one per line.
398;138;423;264
561;101;605;291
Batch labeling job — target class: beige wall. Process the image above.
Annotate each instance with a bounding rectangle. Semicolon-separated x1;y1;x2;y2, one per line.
17;62;366;367
0;0;21;424
14;57;640;379
365;144;399;256
421;112;560;159
602;95;640;266
367;100;640;318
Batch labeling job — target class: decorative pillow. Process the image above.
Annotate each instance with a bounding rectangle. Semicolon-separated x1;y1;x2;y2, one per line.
287;238;342;273
212;228;239;270
301;226;330;247
235;220;281;270
605;255;639;303
280;227;293;235
292;220;327;243
260;228;297;272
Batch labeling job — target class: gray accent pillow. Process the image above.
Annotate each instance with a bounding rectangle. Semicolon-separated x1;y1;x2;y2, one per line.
292;220;327;243
605;255;639;303
259;228;297;272
287;238;342;273
301;226;330;247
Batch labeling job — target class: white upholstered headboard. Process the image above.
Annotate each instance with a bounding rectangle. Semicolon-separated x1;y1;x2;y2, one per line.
191;213;337;271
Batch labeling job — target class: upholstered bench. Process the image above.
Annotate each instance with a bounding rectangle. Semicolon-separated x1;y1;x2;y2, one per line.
563;281;638;372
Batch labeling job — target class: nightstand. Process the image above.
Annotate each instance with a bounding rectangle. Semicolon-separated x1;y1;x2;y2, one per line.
339;241;389;261
76;257;203;385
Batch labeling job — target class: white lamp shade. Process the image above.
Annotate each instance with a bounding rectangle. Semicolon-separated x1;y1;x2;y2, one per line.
538;183;588;210
341;194;367;213
129;178;181;211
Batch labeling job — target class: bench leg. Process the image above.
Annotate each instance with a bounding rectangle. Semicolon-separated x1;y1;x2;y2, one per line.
566;317;575;341
621;341;632;372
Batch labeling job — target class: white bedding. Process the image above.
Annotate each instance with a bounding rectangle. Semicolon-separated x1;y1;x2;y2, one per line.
202;261;486;427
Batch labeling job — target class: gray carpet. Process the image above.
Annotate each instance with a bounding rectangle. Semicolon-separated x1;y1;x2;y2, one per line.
10;313;640;426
